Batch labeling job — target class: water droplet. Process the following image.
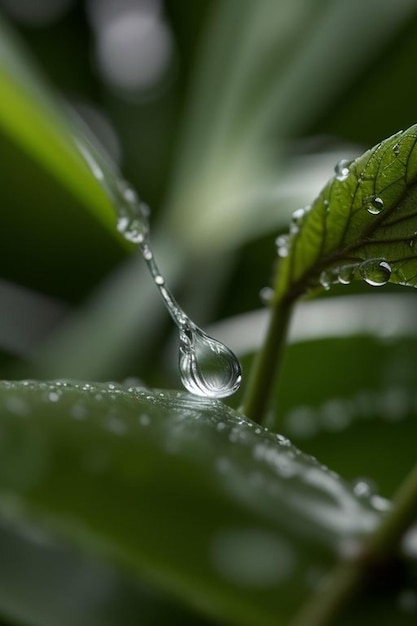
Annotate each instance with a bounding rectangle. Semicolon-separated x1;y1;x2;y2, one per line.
365;196;384;215
116;180;148;244
290;207;307;233
99;168;242;399
319;270;332;290
337;265;355;285
410;239;415;248
276;235;290;258
334;159;351;181
259;287;273;305
48;391;60;402
393;143;400;157
359;259;391;287
352;478;374;498
179;321;241;398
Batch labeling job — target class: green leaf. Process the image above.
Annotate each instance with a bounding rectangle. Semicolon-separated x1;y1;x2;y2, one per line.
0;15;117;232
0;381;384;626
275;124;417;300
0;517;205;626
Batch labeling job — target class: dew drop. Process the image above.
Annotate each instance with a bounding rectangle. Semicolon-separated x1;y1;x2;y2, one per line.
334;159;351;181
259;287;273;305
155;275;165;286
179;321;241;398
319;270;332;290
275;234;290;258
393;143;400;157
352;478;374;498
359;259;391;287
116;180;148;244
410;239;415;248
337;265;355;285
365;196;384;215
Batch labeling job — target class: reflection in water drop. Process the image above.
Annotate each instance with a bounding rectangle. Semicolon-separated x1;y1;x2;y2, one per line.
359;259;391;287
365;196;384;215
114;177;242;398
179;321;242;398
334;159;351;181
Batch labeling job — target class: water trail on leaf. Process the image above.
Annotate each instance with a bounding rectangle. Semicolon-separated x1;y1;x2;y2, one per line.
76;136;241;398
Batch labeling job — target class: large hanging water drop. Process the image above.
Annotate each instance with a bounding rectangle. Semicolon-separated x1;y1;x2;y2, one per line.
359;259;391;287
140;236;242;397
179;321;241;398
77;134;242;398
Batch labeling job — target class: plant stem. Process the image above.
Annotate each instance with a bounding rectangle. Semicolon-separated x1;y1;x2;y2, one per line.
290;460;417;626
241;296;294;425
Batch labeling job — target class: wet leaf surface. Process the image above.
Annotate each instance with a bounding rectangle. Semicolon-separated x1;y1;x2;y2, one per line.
276;125;417;299
0;381;386;626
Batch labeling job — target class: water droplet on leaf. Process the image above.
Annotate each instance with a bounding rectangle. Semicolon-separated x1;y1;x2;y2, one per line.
365;196;384;215
338;265;355;285
359;259;391;286
276;235;290;258
319;270;332;290
334;159;351;181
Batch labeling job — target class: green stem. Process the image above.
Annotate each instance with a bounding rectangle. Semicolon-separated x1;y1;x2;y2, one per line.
290;460;417;626
241;296;294;425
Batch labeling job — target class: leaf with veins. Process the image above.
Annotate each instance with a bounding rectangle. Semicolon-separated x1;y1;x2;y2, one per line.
274;125;417;300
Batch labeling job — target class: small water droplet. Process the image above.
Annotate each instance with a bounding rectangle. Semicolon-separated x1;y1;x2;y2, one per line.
365;196;384;215
291;207;305;224
393;143;400;157
179;321;241;399
410;239;415;248
142;245;153;261
334;159;351;181
276;235;290;258
352;478;374;498
48;391;60;402
319;270;332;290
337;265;355;285
116;180;148;244
154;274;165;286
359;259;391;287
259;287;273;305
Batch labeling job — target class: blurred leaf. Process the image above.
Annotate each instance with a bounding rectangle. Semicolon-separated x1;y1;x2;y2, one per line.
0;381;385;626
0;14;117;231
0;516;208;626
275;125;417;300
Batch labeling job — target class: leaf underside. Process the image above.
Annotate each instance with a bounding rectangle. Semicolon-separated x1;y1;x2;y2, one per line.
276;124;417;300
